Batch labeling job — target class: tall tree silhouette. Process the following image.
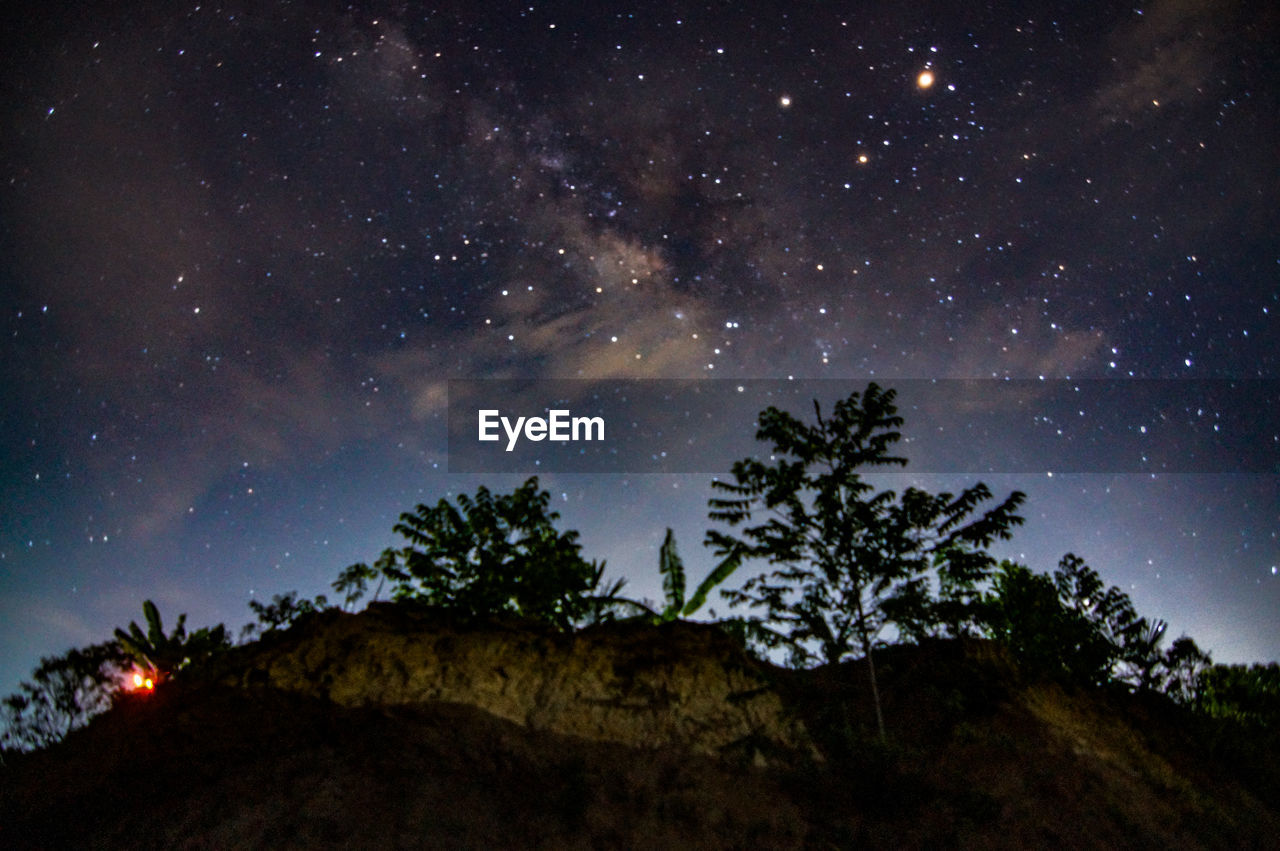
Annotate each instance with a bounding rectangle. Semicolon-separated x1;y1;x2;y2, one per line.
707;383;1025;739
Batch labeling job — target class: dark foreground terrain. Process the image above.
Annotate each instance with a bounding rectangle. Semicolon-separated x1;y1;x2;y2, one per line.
2;609;1276;848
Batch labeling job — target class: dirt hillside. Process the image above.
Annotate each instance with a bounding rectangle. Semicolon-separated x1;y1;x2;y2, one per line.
1;606;1276;849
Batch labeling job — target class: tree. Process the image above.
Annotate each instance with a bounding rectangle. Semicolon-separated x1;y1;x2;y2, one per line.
363;477;618;630
1049;553;1141;685
982;560;1081;681
114;600;228;682
1047;553;1189;691
707;383;1025;739
982;553;1205;696
1;641;129;752
332;547;398;610
241;591;329;641
1159;636;1212;705
1115;616;1171;692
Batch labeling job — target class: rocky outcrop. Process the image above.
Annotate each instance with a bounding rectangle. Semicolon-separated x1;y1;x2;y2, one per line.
215;604;810;760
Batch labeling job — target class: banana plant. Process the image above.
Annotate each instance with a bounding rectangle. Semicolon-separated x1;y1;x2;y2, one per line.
114;600;227;680
647;528;744;622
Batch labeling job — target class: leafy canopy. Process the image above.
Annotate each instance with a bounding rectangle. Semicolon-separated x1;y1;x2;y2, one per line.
707;382;1026;668
983;555;1210;694
1;641;129;753
241;591;330;641
337;477;616;630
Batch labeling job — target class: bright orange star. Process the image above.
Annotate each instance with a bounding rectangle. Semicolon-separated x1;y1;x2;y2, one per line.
917;70;935;89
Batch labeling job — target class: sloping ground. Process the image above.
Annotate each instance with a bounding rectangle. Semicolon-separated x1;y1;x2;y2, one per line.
781;641;1280;847
0;688;810;849
1;610;1277;849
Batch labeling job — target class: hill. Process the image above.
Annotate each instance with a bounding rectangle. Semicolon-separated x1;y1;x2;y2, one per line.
1;605;1276;848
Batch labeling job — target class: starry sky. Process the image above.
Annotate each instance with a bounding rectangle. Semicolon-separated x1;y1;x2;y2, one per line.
2;0;1277;695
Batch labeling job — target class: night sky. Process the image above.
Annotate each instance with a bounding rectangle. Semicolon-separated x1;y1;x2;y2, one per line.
3;1;1277;695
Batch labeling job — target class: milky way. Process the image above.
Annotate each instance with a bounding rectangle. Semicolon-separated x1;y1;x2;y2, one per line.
2;1;1277;693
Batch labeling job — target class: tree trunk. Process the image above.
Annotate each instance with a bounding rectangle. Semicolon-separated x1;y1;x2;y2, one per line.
853;595;887;741
863;636;886;742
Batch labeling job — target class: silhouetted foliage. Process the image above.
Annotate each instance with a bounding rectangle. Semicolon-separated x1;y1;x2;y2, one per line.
241;591;330;641
3;601;228;753
1;640;129;752
982;555;1210;696
1189;661;1280;809
1159;636;1212;705
982;560;1081;681
332;547;397;610
680;536;745;620
659;528;686;620
981;555;1134;686
1199;662;1280;728
339;477;619;630
707;382;1025;739
1049;553;1146;686
114;600;229;681
616;528;746;624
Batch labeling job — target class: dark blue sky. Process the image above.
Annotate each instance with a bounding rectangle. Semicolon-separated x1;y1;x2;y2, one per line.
2;0;1277;695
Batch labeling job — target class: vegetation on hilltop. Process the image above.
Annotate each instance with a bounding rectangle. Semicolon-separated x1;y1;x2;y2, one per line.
705;382;1025;738
3;382;1276;799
